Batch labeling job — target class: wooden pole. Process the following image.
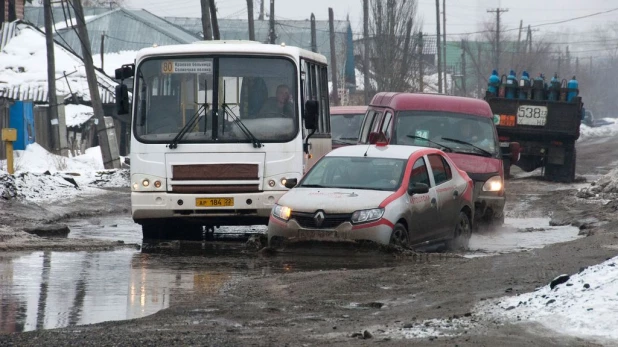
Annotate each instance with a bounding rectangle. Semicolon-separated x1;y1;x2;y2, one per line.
442;0;447;93
72;0;120;169
310;13;317;52
329;8;339;106
258;0;264;20
201;0;213;40
268;0;275;44
209;0;220;40
100;32;105;71
435;0;442;93
44;0;59;154
418;32;424;92
247;0;255;40
363;0;370;103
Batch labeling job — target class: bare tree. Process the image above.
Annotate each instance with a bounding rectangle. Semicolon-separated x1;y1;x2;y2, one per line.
81;0;125;8
357;0;423;94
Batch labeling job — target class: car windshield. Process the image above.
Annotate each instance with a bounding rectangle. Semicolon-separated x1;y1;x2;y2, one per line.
392;111;499;156
299;156;406;191
331;114;364;142
134;56;298;143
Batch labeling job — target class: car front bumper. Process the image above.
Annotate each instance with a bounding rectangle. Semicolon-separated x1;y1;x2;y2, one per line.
267;216;394;245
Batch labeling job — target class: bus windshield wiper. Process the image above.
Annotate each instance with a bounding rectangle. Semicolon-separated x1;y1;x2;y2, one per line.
406;135;452;152
221;104;263;148
168;103;206;149
441;137;493;157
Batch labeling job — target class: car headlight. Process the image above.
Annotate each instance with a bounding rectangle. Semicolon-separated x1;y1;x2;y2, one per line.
272;204;292;221
482;175;503;192
351;208;384;224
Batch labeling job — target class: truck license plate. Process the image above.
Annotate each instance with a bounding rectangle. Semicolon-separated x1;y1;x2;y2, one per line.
517;105;548;126
196;198;234;207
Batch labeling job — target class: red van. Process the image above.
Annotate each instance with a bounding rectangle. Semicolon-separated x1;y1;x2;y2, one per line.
358;92;519;226
330;106;367;149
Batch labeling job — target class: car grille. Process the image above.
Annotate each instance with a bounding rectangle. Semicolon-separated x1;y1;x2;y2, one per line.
291;212;352;229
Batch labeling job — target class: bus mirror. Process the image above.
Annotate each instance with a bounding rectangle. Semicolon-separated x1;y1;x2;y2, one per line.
115;64;134;80
284;178;298;189
304;100;319;130
115;84;130;115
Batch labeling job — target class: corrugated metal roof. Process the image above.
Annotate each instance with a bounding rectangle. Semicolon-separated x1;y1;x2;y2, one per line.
0;21;18;51
0;22;119;104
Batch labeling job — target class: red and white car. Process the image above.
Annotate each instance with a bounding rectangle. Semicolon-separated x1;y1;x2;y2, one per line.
268;144;474;249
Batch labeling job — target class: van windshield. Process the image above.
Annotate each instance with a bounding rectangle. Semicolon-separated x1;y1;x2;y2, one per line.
392;111;499;156
331;114;364;143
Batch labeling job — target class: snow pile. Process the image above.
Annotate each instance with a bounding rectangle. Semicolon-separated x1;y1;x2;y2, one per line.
385;317;478;339
64;104;94;127
577;168;618;200
476;256;618;342
579;120;618;140
0;143;129;202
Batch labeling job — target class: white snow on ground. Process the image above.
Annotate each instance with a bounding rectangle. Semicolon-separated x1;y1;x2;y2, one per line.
94;50;137;77
466;218;581;258
577;168;618;200
0;143;128;202
579;120;618;140
476;256;618;344
64;104;94;127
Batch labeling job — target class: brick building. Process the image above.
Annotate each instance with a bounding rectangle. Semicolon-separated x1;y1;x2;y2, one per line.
1;0;24;22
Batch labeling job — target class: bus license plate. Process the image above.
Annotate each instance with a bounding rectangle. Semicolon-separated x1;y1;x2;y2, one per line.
517;105;548;126
196;198;234;207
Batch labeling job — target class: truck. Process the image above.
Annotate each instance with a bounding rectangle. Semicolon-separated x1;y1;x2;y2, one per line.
485;94;583;182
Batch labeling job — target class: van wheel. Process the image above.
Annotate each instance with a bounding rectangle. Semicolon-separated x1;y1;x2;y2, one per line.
446;212;472;251
389;223;409;246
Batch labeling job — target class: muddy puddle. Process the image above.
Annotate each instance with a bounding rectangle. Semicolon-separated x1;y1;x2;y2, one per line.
0;214;583;333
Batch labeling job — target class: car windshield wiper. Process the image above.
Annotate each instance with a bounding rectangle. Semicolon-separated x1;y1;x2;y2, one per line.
168;103;206;149
441;137;493;157
406;135;453;152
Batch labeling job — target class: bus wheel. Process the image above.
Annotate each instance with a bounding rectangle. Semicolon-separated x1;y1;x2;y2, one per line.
142;221;170;241
179;224;204;241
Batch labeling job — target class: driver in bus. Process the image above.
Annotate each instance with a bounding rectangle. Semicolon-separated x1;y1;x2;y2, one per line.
258;84;294;118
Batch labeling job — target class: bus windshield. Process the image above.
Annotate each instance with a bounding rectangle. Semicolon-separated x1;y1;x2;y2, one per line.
134;56;298;144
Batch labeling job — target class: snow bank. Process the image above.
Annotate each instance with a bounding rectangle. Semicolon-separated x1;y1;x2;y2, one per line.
579;120;618;140
577;168;618;200
476;256;618;342
0;143;129;202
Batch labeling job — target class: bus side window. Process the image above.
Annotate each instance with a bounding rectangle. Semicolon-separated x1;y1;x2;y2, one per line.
302;60;330;135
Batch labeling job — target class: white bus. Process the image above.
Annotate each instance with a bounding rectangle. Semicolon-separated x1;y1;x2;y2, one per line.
115;41;332;240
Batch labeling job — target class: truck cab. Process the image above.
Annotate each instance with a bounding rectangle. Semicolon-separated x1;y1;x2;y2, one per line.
358;92;518;225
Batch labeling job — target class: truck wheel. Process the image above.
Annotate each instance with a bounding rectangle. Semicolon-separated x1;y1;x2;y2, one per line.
544;146;576;183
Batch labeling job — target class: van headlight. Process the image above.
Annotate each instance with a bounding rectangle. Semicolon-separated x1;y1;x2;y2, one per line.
482;175;503;192
272;204;292;221
351;208;384;224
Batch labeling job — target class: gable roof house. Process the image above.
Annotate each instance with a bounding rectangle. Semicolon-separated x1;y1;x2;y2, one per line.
0;20;127;157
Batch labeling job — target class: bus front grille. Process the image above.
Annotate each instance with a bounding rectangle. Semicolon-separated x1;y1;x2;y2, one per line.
171;185;261;194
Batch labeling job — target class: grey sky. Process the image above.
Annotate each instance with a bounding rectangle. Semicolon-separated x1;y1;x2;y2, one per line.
126;0;617;56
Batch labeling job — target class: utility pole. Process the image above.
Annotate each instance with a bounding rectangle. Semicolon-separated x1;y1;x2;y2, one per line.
435;0;442;93
100;32;105;71
268;0;276;44
461;39;467;96
399;20;413;92
363;0;370;103
575;57;579;77
200;0;213;40
310;13;317;52
44;0;61;155
329;8;339;106
566;45;571;72
258;0;264;20
247;0;255;40
418;32;424;92
487;7;508;71
516;20;523;53
209;0;220;40
72;0;120;169
442;0;447;93
527;25;532;54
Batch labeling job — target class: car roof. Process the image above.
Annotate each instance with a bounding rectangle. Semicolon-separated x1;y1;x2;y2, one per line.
326;144;436;160
330;106;368;115
369;92;493;118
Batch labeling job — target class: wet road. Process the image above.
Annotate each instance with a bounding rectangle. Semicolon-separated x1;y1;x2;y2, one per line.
0;213;583;334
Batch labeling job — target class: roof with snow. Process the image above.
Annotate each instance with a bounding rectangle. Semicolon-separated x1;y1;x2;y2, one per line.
24;7;201;57
0;21;119;104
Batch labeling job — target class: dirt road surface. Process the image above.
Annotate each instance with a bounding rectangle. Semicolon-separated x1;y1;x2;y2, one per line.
1;136;617;346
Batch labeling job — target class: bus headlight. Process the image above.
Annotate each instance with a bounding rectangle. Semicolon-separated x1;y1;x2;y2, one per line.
132;174;166;191
482;176;503;192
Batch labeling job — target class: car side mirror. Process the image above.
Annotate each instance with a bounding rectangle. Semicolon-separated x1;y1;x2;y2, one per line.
408;182;429;195
284;178;298;189
115;84;130;115
509;142;521;163
304;100;319;130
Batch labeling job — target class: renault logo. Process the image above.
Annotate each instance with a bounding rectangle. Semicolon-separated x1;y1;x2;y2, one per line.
314;211;325;227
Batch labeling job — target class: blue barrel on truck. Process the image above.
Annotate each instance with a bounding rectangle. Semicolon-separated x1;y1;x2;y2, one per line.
9;101;35;150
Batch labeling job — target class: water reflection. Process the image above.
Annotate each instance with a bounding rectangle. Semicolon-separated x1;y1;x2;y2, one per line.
0;249;238;333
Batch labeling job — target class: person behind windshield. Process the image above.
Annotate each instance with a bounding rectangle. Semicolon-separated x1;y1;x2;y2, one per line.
458;120;489;148
258;84;294;117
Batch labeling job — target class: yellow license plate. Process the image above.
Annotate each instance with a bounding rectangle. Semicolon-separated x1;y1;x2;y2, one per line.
196;198;234;207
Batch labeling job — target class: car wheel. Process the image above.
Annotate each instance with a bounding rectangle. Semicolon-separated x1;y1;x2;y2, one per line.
389;223;409;246
446;212;472;251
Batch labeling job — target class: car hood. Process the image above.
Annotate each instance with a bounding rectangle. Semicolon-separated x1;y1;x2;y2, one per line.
278;188;394;213
446;153;501;175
